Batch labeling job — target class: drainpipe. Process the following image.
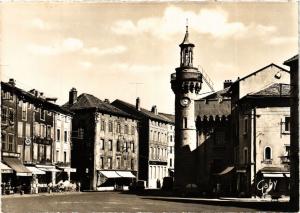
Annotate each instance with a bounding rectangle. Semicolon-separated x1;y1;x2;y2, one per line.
253;107;257;197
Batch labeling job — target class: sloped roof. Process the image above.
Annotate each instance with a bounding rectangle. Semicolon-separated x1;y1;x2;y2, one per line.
248;83;290;97
159;113;175;124
112;99;172;123
62;93;132;118
232;63;289;85
180;26;194;47
284;54;298;65
200;87;230;100
1;82;72;115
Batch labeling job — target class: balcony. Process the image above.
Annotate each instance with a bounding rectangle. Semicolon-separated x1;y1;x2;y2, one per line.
56;161;71;167
279;155;290;164
261;159;273;164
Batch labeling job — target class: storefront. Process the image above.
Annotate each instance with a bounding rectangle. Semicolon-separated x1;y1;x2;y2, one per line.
57;166;77;182
0;162;14;194
214;166;235;196
25;166;46;194
256;168;290;198
36;165;61;192
97;170;136;191
2;157;32;194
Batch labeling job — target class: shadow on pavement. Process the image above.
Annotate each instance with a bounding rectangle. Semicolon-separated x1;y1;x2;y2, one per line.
140;197;291;212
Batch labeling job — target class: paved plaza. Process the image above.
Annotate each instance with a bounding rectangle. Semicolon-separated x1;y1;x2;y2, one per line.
1;192;289;212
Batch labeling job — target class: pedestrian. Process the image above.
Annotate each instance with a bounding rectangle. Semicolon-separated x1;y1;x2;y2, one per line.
77;182;81;192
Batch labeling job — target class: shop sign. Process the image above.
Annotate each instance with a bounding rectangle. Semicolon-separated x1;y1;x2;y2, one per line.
25;137;31;145
257;179;278;196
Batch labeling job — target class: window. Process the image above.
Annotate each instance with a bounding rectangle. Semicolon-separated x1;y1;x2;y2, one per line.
24;145;31;162
124;142;128;152
18;122;23;137
264;147;272;160
170;146;173;154
18;145;23;161
2;132;7;151
183;117;187;128
64;131;67;142
131;159;134;170
22;102;27;121
108;140;113;151
33;143;38;160
40;109;45;120
101;120;105;131
244;117;248;134
47;126;51;138
158;132;160;142
1;107;7;124
117;140;121;152
124;125;128;134
108;121;113;132
8;109;14;123
243;147;248;164
107;157;112;169
215;131;225;146
39;144;45;161
100;139;105;150
64;151;67;163
150;147;154;159
170;158;173;167
100;157;104;169
170;135;173;142
117;123;121;133
41;124;46;138
46;145;51;160
57;129;61;141
116;157;121;169
131;142;135;153
284;117;291;132
56;150;60;161
26;123;31;138
131;126;135;135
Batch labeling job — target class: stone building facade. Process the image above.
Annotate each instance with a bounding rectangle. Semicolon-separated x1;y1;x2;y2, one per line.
1;79;72;194
112;98;174;188
235;83;290;197
63;89;138;191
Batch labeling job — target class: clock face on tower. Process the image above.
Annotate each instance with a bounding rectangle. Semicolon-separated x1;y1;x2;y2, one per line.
180;97;191;107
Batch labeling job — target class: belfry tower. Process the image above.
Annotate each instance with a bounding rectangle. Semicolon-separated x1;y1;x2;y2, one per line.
171;26;203;189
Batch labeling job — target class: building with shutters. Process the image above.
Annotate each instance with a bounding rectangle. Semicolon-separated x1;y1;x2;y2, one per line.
112;98;175;188
63;89;138;191
1;79;73;194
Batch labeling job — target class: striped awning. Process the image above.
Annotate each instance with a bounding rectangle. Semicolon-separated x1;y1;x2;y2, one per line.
116;171;135;178
99;171;120;178
36;165;61;172
0;162;13;173
26;166;46;175
2;157;32;176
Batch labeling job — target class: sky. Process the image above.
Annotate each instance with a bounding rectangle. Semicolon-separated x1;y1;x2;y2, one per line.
0;2;298;114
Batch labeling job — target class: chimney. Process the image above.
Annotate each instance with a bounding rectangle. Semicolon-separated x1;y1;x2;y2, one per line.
104;99;110;104
223;80;233;89
69;88;77;105
151;105;158;115
136;97;140;111
8;78;16;87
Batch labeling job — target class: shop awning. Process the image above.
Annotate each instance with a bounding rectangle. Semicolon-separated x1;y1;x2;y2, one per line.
216;166;234;176
99;171;121;178
26;166;46;175
2;157;32;176
58;167;77;173
36;165;61;172
0;162;13;173
284;173;290;178
116;171;136;178
263;173;284;178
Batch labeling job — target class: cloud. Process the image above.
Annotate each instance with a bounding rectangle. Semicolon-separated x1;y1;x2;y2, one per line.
62;38;84;52
111;6;248;39
29;18;50;30
79;61;93;69
267;36;297;45
83;45;127;56
27;37;127;57
112;63;162;73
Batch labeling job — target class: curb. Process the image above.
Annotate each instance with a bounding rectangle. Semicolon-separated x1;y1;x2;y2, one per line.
1;191;83;199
